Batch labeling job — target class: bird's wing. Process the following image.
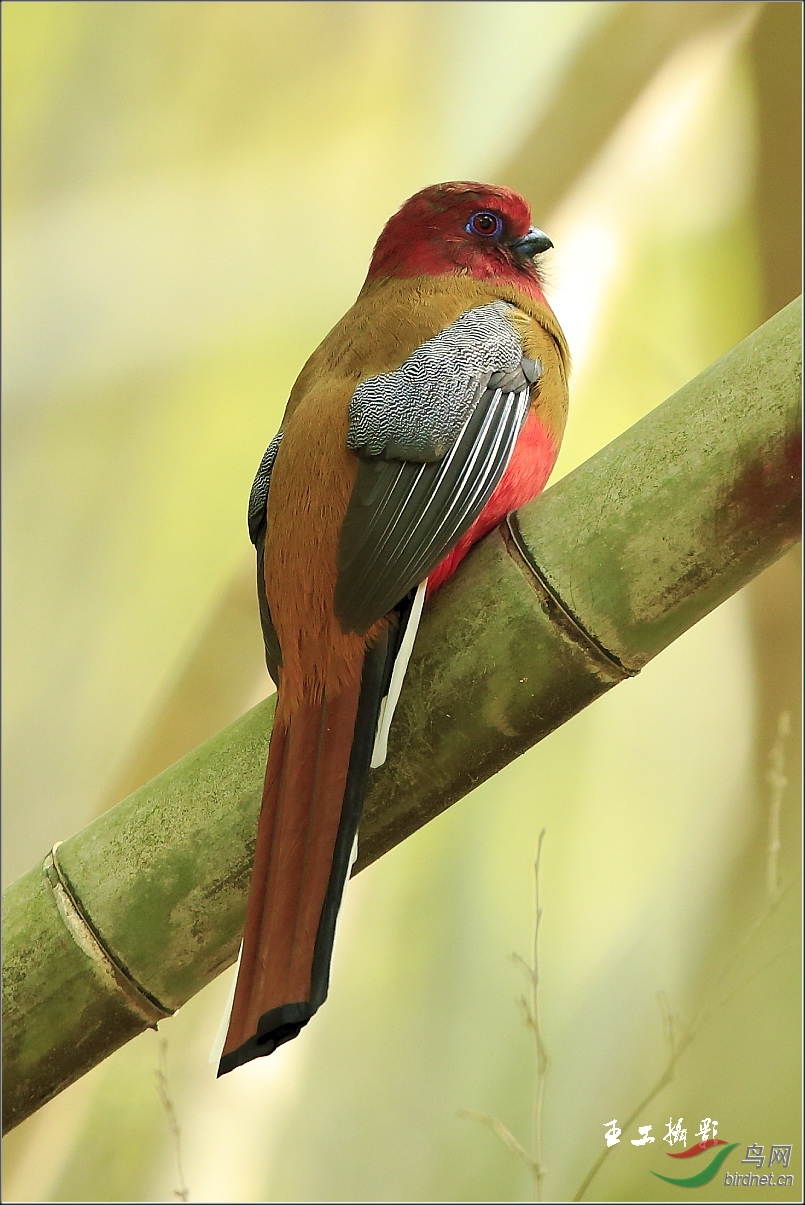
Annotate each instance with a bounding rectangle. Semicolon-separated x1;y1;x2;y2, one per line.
336;301;541;634
247;432;283;682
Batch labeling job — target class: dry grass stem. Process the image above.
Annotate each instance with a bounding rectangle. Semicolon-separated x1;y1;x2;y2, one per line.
458;1110;540;1173
765;711;789;906
460;829;549;1201
573;713;793;1201
530;829;549;1200
155;1036;190;1203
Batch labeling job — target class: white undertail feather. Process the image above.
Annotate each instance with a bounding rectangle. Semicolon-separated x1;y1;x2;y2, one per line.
324;831;359;962
210;941;242;1066
371;578;427;769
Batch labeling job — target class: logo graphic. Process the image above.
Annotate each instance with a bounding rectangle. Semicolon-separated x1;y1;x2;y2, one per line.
603;1116;793;1188
651;1139;738;1188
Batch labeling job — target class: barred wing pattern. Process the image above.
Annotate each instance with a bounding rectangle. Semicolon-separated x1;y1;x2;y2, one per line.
248;432;283;546
336;303;539;634
347;301;523;462
247;431;284;682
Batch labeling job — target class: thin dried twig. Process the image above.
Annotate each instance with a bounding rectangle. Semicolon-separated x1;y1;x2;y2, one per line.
765;711;789;906
530;830;549;1200
155;1036;190;1203
573;712;794;1201
458;1110;539;1172
461;830;549;1200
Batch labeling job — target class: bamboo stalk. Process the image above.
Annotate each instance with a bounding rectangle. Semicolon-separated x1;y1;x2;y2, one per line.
3;298;800;1135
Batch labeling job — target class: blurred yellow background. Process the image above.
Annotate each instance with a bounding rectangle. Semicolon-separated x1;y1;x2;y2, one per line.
2;2;800;1201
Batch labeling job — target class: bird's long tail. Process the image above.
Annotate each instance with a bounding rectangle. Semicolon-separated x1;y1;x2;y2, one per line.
217;632;390;1076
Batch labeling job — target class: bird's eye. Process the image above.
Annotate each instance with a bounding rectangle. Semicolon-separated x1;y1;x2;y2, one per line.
467;211;503;238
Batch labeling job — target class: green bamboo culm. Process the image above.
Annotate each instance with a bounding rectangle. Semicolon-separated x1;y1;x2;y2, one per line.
3;298;801;1135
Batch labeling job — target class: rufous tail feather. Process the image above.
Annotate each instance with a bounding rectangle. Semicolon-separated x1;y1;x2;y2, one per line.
218;634;390;1076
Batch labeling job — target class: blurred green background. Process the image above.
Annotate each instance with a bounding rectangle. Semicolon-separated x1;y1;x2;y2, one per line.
2;2;801;1201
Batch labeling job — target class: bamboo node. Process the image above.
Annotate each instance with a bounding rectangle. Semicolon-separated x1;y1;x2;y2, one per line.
43;843;174;1025
503;512;639;678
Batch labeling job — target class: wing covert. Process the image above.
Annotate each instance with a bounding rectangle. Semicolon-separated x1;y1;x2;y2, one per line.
336;329;540;635
248;432;283;682
248;432;283;546
347;300;524;462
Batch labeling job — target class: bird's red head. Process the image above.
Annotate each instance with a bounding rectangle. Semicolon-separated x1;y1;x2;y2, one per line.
365;181;552;299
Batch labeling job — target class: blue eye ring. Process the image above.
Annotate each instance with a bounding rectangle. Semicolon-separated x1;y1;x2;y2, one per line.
466;210;503;238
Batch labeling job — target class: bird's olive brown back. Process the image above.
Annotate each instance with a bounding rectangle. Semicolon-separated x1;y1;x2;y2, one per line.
266;274;569;710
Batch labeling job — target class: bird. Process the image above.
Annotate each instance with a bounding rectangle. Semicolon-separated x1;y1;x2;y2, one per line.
217;181;569;1076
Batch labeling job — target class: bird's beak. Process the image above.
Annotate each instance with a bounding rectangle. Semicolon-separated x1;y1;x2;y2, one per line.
509;227;553;261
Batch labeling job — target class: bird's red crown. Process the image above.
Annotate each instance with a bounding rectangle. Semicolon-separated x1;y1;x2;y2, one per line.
366;181;549;300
